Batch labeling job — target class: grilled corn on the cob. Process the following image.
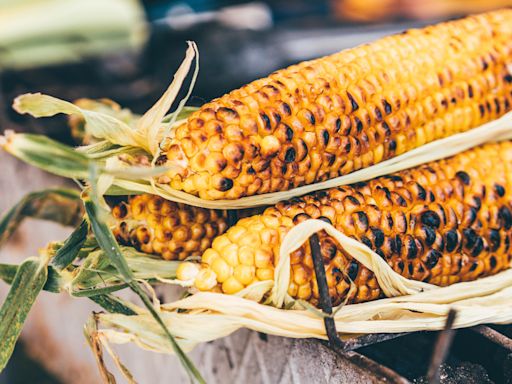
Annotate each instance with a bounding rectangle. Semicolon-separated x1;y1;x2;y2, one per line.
158;10;512;200
178;141;512;305
111;194;229;260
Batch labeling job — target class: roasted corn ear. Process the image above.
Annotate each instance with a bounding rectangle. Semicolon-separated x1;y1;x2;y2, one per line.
180;141;512;305
158;10;512;200
111;194;229;260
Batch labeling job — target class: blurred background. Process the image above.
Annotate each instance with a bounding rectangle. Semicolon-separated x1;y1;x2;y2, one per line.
0;0;511;383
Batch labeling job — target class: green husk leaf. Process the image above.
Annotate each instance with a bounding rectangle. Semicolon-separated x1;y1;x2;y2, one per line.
0;263;61;294
0;255;50;372
90;294;137;316
0;188;83;247
1;133;90;179
84;196;204;383
52;219;89;270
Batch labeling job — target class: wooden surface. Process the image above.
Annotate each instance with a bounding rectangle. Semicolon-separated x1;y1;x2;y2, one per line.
0;153;362;384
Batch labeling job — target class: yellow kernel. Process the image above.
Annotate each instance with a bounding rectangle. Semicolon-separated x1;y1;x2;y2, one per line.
176;262;200;281
238;232;261;247
297;284;312;300
212;236;231;251
256;268;274;281
222;243;240;266
254;249;273;268
287;282;298;297
202;248;220;265
194;269;218;291
261;215;280;229
227;226;247;243
211;257;231;283
234;265;255;285
260;135;280;158
238;246;255;266
222;276;244;294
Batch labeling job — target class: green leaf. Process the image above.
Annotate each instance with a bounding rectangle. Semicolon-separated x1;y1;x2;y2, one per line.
52;220;88;270
0;188;83;247
0;263;61;294
1;133;90;179
0;256;49;372
89;294;136;316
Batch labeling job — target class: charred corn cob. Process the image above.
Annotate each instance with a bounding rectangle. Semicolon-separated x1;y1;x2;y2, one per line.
179;141;512;305
158;10;512;200
110;194;229;260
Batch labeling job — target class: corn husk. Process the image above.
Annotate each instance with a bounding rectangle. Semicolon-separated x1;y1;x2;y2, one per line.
92;218;512;355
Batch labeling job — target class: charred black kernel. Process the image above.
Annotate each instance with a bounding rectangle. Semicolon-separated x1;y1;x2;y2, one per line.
395;235;402;253
428;191;436;202
326;153;335;166
374;107;383;121
347;196;361;205
321;241;337;259
482;58;489;70
285;125;294;141
284;147;296;163
281;102;291;115
471;237;484;257
384;175;403;182
293;213;311;224
424;226;436;246
307;111;316;125
440;98;448;108
383;100;392;115
450;97;457;104
473;197;482;210
352;181;367;188
421;211;441;228
218;178;233;191
354;117;363;133
260;113;271;130
344;141;352;153
247;166;256;174
318;216;332;225
281;164;287;174
425;250;441;269
495;184;505;197
382;122;391;136
506;236;511;253
347;261;359;281
395;195;407;207
486;101;492;113
465;207;477;226
479;105;485;117
387;214;394;229
416;184;427;200
322;130;329;146
490;256;497;269
397;260;404;271
361;236;372;248
408;263;414;275
155;154;168;166
355;211;369;230
469;262;478;272
370;227;384;248
505;74;512;83
455;171;470;185
388;140;397;151
335;118;341;132
378;186;391;200
446;230;458;252
495;99;501;114
468;85;474;98
406;238;418;259
376;249;386;258
347;92;359;111
463;228;478;249
490;229;500;251
499;206;512;229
